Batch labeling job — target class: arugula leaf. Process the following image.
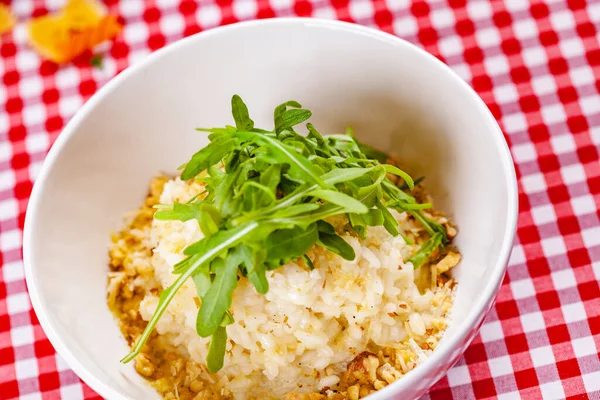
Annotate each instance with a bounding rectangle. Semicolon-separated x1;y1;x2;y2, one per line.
265;224;318;264
192;263;211;298
302;254;315;270
408;232;444;268
383;164;414;190
320;167;374;185
356;141;387;163
363;209;384;226
316;220;336;234
275;109;312;134
317;232;355;260
181;136;237;180
376;198;399;236
239;244;269;294
155;202;221;237
307;189;368;214
206;326;227;373
231;94;254;131
272;203;320;218
348;213;367;240
196;247;242;338
399;176;424;190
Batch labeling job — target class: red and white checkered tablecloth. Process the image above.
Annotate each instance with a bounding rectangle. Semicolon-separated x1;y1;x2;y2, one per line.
1;0;600;399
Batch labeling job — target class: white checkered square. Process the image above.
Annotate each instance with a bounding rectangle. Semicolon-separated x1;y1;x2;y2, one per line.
20;393;43;400
572;336;597;358
15;51;40;76
466;1;492;19
0;198;17;222
475;28;501;48
348;0;373;21
582;227;600;249
502;112;527;133
579;96;600;116
509;244;526;265
531;75;557;96
511;142;538;164
25;132;49;155
571;195;597;216
0;115;8;144
521;173;547;194
591;126;600;148
438;36;463;58
58;96;83;119
589;2;600;22
540;380;566;400
583;370;600;393
18;75;44;99
480;320;504;342
541;236;566;258
197;3;222;29
55;67;81;91
124;21;150;45
569;65;595;86
497;392;521;400
22;103;46;126
551;268;577;290
29;160;44;182
541;103;567;126
0;228;22;253
522;46;547;69
561;302;587;323
10;324;35;347
550;10;576;31
6;292;30;315
484;55;510;76
12;0;34;17
451;63;471;82
2;261;24;283
550;133;576;155
504;0;528;12
531;204;556;226
446;364;471;386
60;384;84;399
312;6;336;20
511;278;536;300
429;7;454;30
530;345;556;367
15;358;39;380
0;169;15;192
512;19;537;41
559;37;585;59
270;0;293;12
560;163;586;185
521;311;546;333
159;12;186;36
118;0;145;18
488;355;513;378
494;83;519;104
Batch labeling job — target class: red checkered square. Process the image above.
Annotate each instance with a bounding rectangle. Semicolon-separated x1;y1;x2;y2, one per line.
1;0;600;399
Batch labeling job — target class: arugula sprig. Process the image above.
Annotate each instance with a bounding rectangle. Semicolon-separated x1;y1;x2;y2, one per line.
121;95;448;371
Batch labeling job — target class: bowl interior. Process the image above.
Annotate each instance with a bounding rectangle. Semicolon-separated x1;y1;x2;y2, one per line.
24;20;516;400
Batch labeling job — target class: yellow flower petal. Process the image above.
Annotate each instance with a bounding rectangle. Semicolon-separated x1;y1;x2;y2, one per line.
27;0;121;64
0;4;16;35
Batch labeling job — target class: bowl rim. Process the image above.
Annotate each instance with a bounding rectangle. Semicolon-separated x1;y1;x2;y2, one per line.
23;17;518;400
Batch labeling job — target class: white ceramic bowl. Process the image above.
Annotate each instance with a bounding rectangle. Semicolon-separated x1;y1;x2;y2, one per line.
23;18;517;400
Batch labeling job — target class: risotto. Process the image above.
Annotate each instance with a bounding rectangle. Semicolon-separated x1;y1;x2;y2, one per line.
107;96;461;399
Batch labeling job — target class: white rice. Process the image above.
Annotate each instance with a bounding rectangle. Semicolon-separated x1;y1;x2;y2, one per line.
138;178;452;399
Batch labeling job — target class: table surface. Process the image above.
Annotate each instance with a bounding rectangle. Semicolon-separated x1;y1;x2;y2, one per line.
1;0;600;399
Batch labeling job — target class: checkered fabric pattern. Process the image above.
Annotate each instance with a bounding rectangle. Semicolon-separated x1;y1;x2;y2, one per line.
1;0;600;399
